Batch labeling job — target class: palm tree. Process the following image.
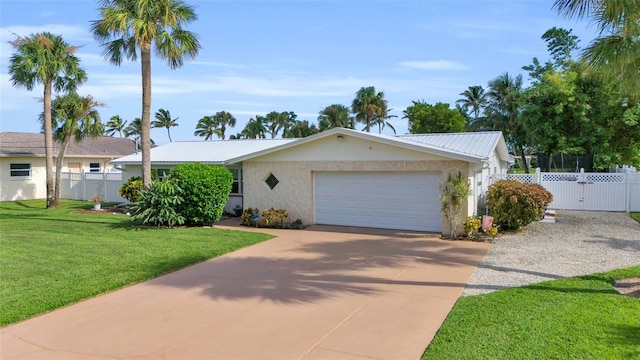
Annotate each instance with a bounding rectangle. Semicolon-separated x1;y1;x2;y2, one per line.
124;117;154;146
211;111;237;140
105;115;127;137
283;120;319;138
373;107;397;134
8;32;87;208
318;104;354;131
351;86;387;132
194;115;216;140
241;116;267;139
46;92;104;206
152;108;179;142
486;72;529;173
554;0;640;101
456;85;487;128
92;0;200;186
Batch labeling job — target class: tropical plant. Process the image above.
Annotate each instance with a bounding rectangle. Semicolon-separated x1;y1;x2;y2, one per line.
283;120;319;138
152;108;179;142
241;116;267;139
105;115;127;137
170;163;233;226
261;208;288;228
351;86;387;133
456;85;487;130
130;180;185;228
318;104;354;131
208;111;236;140
119;176;144;202
194;115;216;140
554;0;640;101
404;101;466;134
486;180;553;230
440;172;472;238
373;106;397;134
8;32;87;208
92;0;201;186
240;207;260;226
46;92;104;206
264;111;297;138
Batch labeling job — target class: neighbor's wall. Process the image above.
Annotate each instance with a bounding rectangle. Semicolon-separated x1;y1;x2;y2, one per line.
0;157;47;202
243;160;470;234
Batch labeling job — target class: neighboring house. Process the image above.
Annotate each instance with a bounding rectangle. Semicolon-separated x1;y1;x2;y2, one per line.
112;128;510;234
0;132;136;202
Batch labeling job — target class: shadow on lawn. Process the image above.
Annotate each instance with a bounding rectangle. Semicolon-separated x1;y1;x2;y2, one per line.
148;236;488;304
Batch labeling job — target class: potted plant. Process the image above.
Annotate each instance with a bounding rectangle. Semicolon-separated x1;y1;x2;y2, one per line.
91;195;101;211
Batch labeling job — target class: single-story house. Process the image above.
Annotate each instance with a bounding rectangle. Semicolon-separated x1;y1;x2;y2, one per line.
0;132;137;202
112;128;510;234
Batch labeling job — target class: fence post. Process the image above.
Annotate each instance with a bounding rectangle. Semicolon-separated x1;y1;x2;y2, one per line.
625;169;631;213
535;167;541;184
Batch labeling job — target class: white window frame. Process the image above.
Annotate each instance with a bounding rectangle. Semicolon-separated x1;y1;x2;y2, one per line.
10;163;31;179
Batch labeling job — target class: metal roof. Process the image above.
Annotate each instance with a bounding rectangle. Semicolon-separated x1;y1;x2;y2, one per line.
0;132;136;157
399;132;505;160
111;138;297;165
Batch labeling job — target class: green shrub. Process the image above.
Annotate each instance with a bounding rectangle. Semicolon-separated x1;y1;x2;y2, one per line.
119;176;144;202
130;180;185;228
464;216;482;238
262;208;288;228
486;180;553;230
170;163;233;226
440;172;472;238
241;207;259;226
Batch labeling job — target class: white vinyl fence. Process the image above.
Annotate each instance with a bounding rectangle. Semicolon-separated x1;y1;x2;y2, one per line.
60;172;127;203
493;168;640;213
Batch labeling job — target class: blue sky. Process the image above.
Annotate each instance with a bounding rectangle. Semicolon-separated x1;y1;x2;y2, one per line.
1;0;599;144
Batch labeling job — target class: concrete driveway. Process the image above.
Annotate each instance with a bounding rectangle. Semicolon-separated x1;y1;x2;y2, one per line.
1;224;490;360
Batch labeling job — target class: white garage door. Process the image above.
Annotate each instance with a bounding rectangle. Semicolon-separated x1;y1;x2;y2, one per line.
314;172;442;232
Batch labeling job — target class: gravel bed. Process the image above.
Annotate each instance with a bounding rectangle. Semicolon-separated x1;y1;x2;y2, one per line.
462;211;640;296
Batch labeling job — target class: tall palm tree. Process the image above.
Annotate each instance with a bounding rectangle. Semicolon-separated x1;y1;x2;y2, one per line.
486;72;529;173
194;115;216;140
92;0;200;186
456;85;487;128
152;108;179;142
8;32;87;208
241;116;267;139
211;111;236;140
318;104;354;131
373;107;397;134
283;120;319;138
46;92;104;206
124;117;154;146
105;115;127;137
351;86;387;132
554;0;640;101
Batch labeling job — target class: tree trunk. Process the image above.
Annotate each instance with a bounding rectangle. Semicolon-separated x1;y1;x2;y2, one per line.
140;42;152;187
167;128;172;143
43;81;55;208
548;153;553;172
53;135;71;207
519;145;529;174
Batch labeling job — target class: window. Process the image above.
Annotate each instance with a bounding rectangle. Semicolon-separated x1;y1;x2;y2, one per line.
230;169;242;194
152;168;170;181
265;173;279;190
10;163;31;178
89;163;100;172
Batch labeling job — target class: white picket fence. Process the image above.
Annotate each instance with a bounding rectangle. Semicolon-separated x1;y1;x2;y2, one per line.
493;168;640;213
60;172;127;203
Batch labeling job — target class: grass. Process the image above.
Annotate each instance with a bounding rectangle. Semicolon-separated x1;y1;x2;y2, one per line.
422;266;640;360
632;213;640;223
0;200;272;326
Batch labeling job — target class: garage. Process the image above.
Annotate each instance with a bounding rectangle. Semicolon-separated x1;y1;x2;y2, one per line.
314;171;442;232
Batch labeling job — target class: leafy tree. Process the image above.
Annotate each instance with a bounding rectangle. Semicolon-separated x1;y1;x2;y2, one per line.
485;72;529;173
152;108;179;142
283;120;319;138
105;115;127;137
46;92;104;206
456;85;487;129
92;0;200;187
241;116;267;139
554;0;640;101
318;104;354;131
351;86;387;132
403;101;465;134
8;32;87;208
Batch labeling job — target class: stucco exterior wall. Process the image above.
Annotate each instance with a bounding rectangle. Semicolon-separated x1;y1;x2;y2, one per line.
0;157;47;202
243;160;470;234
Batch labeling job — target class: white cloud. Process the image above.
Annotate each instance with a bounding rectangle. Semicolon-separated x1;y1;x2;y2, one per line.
398;60;468;71
0;24;91;42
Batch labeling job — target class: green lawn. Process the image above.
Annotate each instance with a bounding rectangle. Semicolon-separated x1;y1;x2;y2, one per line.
0;200;272;326
632;213;640;223
422;266;640;359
